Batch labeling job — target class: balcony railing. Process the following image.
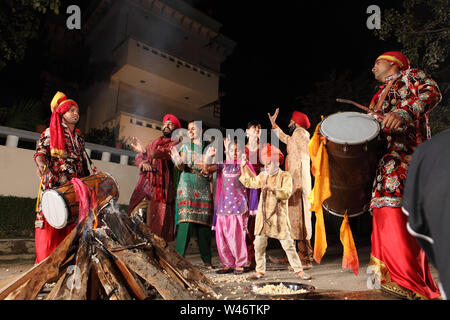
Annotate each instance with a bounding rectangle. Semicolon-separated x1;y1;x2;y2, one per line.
0;126;137;165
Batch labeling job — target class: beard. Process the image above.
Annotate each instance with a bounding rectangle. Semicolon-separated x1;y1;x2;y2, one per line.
288;124;296;134
162;128;172;138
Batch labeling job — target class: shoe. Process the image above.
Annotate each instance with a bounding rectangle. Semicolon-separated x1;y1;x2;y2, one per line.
216;267;233;274
203;263;214;270
248;272;264;280
296;271;312;280
234;268;244;275
268;255;289;265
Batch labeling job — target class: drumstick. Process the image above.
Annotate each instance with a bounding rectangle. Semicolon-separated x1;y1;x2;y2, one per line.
35;165;46;212
336;98;384;120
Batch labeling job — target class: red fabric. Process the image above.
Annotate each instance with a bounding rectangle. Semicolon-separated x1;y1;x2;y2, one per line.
371;207;440;299
260;144;284;165
71;177;93;224
376;51;410;71
34;220;75;264
49;100;78;158
291;111;311;129
163;114;181;129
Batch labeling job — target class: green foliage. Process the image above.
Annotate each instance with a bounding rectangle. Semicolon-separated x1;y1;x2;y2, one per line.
0;0;61;69
374;0;450;72
373;0;450;134
84;126;116;147
0;196;36;238
0;98;46;130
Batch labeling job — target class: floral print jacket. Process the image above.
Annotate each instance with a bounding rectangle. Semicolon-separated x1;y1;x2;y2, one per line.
33;124;89;227
369;69;442;210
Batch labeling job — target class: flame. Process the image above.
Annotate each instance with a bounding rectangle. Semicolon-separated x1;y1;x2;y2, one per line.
90;187;99;230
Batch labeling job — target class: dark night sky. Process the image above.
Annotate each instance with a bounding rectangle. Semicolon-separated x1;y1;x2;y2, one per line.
192;0;402;129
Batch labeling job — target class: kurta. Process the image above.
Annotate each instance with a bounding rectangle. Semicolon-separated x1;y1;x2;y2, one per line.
176;142;213;226
273;126;312;240
239;168;293;240
128;136;179;242
33;124;89;263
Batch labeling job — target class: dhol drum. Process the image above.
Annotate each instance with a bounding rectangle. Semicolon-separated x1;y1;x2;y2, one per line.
41;172;119;229
319;112;382;217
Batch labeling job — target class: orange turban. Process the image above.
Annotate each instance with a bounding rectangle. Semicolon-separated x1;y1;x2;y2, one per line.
260;143;284;165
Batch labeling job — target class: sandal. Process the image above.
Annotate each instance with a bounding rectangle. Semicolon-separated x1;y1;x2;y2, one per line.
296;271;312;280
233;268;244;275
248;272;264;280
216;267;234;274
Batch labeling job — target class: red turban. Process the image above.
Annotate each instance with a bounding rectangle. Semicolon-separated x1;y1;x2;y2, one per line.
261;143;284;165
291;111;310;129
49;91;79;158
162;114;181;129
376;51;410;71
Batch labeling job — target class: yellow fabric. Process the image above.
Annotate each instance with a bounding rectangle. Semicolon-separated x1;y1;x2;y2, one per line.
50;148;66;158
308;119;331;264
340;215;359;275
50;91;67;112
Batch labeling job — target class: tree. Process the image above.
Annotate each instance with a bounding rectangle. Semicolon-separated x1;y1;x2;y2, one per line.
0;0;61;70
374;0;450;134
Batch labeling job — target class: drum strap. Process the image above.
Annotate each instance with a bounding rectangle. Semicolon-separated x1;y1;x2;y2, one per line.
374;79;394;112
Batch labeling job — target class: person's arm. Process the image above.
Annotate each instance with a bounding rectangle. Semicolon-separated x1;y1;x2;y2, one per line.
202;147;217;174
171;146;186;171
268;107;289;144
34;129;50;178
239;155;261;189
272;172;293;200
383;71;442;131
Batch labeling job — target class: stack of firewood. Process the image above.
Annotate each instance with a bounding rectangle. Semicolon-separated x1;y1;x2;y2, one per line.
0;202;217;300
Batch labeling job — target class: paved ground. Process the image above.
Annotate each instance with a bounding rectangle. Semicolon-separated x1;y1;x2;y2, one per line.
1;239;440;300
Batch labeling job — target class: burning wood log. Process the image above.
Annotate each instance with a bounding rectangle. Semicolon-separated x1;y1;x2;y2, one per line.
0;201;218;300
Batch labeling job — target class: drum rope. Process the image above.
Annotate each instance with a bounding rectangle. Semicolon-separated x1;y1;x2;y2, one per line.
35;165;46;212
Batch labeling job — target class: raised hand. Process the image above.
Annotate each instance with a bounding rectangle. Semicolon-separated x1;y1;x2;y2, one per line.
130;136;146;153
241;153;248;166
268;108;279;126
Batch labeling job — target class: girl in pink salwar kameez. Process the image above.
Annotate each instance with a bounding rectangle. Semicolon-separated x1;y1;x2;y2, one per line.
207;141;250;275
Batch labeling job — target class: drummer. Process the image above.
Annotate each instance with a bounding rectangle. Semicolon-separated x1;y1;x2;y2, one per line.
33;91;90;264
367;51;442;299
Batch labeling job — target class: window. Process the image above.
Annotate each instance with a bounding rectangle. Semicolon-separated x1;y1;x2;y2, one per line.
136;121;143;126
146;123;152;128
143;46;149;51
152;50;158;55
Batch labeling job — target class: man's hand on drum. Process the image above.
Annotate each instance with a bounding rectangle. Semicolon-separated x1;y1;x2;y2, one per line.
382;112;405;131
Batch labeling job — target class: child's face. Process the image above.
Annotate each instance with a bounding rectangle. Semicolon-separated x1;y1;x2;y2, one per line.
228;143;239;160
62;106;79;125
263;159;280;171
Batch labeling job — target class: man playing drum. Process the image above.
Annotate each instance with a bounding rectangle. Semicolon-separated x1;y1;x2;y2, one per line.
367;51;442;299
128;114;181;243
267;109;314;270
34;92;90;264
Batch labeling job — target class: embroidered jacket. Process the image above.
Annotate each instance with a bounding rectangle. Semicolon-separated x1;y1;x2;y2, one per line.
369;69;441;210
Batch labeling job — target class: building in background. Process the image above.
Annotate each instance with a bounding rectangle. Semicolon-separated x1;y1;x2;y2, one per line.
78;0;235;145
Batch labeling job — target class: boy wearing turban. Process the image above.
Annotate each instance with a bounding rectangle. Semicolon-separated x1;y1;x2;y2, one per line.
239;144;312;280
267;108;314;269
33;91;90;263
128;114;181;242
367;51;442;299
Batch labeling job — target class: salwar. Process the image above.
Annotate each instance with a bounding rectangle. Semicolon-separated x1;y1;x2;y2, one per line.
215;215;248;268
254;234;303;274
369;207;440;299
176;222;212;264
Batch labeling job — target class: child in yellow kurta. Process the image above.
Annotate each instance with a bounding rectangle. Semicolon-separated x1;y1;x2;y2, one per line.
239;144;312;280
